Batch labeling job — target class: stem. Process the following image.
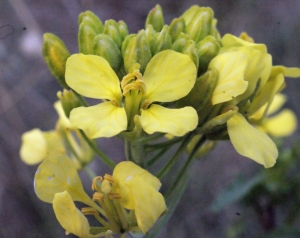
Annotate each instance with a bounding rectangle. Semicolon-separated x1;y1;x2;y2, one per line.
145;136;183;152
124;138;146;167
80;130;116;169
156;133;194;179
146;147;169;167
74;90;88;106
165;135;206;198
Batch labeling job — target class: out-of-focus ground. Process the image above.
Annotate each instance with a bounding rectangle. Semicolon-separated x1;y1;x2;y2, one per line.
1;0;300;237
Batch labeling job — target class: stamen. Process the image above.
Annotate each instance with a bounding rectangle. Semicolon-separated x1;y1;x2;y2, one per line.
104;174;115;184
101;180;112;194
81;207;99;216
109;192;121;200
93;192;105;201
92;176;103;191
121;70;146;96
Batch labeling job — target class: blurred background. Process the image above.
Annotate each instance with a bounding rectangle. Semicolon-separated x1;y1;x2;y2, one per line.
1;0;300;237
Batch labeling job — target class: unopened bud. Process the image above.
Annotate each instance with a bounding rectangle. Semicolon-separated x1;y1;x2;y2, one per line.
94;34;122;72
149;25;172;55
78;10;104;33
172;32;190;52
196;35;220;74
118;20;129;41
182;6;214;43
57;89;83;117
168;17;186;42
78;19;100;54
123;30;152;73
145;24;156;43
103;20;123;49
42;33;70;88
145;4;164;32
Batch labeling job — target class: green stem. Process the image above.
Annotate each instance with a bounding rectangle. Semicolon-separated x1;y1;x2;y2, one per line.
80;130;116;169
146;147;169;167
124;138;146;167
145;136;183;152
156;133;194;179
165;135;206;198
74;90;88;107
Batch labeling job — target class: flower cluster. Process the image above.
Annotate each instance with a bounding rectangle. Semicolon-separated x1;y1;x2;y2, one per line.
20;4;300;238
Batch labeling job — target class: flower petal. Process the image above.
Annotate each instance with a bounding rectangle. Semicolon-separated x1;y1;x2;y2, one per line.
140;104;198;136
53;191;94;237
112;161;161;209
20;129;65;165
262;109;297;137
209;51;249;105
70;102;127;138
142;50;197;103
227;113;278;168
54;101;74;129
126;177;166;234
66;54;122;103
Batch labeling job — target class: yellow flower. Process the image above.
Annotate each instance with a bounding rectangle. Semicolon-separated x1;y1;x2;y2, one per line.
209;34;300;168
111;161;166;234
65;50;198;138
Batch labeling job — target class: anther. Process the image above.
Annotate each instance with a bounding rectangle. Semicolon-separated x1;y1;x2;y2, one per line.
92;176;103;191
81;207;99;216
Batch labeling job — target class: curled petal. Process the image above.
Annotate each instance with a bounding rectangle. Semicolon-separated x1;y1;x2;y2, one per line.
140;104;198;136
126;177;166;234
54;101;74;129
262;109;297;137
66;54;122;103
113;161;161;209
70;102;127;138
53;191;96;238
227;113;278;168
209;51;249;105
142;50;197;103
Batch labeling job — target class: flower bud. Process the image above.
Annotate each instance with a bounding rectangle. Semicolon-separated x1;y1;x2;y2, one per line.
145;4;164;32
196;35;221;74
42;33;70;88
177;68;217;111
123;30;152;73
78;19;100;54
172;32;190;52
103;20;123;49
118;20;129;41
78;10;104;33
149;25;172;55
94;34;122;72
172;33;198;68
145;24;156;43
168;17;186;42
182;6;214;43
57;90;83;118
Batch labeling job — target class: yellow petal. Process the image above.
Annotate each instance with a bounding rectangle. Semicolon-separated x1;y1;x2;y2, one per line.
268;94;287;115
20;129;47;165
248;73;285;121
209;51;249;105
112;161;161;209
221;34;267;53
65;54;122;103
126;177;166;233
54;101;74;129
140;104;198;136
227;113;278;168
70;102;127;138
34;155;91;204
53;191;93;238
270;65;300;78
263;109;297;137
20;129;65;165
142;50;197;103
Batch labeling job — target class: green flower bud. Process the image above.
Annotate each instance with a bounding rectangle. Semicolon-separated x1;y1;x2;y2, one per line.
182;6;214;43
196;35;221;74
149;25;172;55
78;10;104;33
123;30;152;73
121;34;135;57
93;34;122;72
78;19;100;54
172;32;190;52
177;68;217;111
145;24;156;43
57;89;83;118
42;33;70;88
168;17;186;43
103;20;123;49
181;5;200;25
145;4;164;32
118;20;129;41
211;19;221;41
